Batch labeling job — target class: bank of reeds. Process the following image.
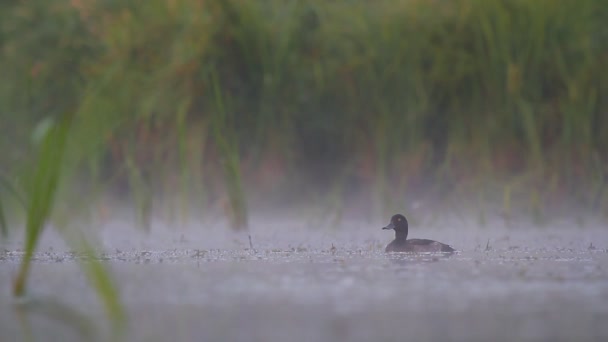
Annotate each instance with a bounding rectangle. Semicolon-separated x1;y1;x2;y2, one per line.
0;0;606;226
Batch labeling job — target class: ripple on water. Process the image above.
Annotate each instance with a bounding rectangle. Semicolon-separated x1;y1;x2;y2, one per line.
1;225;608;342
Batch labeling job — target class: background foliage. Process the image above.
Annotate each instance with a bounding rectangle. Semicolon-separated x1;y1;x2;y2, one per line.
1;0;607;227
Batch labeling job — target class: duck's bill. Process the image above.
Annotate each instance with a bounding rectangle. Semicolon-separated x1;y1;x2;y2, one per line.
382;222;395;230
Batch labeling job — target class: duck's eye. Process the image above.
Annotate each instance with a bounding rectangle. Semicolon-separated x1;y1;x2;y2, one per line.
397;217;401;222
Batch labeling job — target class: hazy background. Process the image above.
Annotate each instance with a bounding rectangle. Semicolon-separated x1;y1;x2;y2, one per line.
1;0;607;232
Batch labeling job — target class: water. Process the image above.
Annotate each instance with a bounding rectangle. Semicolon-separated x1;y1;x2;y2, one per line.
1;218;607;342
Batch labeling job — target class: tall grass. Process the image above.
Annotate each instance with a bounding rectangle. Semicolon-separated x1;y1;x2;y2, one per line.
12;114;74;296
0;112;126;337
0;0;606;223
210;71;248;230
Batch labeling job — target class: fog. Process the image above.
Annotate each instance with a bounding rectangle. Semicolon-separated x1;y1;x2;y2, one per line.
2;0;607;340
1;209;607;342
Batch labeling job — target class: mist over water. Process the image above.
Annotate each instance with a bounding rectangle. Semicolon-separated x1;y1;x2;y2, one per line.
1;0;607;340
2;209;607;342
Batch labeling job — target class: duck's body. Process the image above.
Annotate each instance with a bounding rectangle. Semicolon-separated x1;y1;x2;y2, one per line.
385;238;455;253
382;214;455;253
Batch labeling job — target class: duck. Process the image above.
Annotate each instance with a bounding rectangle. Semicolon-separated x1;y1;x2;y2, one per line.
382;214;455;253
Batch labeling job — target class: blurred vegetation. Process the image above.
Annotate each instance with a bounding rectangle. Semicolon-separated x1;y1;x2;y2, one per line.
1;0;607;228
2;111;126;338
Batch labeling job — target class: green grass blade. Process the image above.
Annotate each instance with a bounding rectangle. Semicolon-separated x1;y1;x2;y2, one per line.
210;70;248;230
13;113;74;296
12;111;127;336
60;229;127;338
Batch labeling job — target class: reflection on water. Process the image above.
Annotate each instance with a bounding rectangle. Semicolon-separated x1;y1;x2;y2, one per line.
12;296;99;342
1;221;607;342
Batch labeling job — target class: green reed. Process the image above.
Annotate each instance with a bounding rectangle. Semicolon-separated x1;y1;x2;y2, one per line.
210;70;248;230
12;114;74;296
0;0;606;223
3;112;126;336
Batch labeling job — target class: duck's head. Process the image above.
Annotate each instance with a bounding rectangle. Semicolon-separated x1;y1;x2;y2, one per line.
381;214;408;231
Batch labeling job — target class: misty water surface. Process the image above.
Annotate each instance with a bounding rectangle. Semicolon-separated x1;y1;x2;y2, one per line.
1;216;607;342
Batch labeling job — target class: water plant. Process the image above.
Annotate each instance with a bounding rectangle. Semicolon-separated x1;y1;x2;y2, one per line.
4;113;126;337
0;0;606;227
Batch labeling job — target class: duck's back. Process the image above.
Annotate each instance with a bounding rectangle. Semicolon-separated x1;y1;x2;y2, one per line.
385;238;455;253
